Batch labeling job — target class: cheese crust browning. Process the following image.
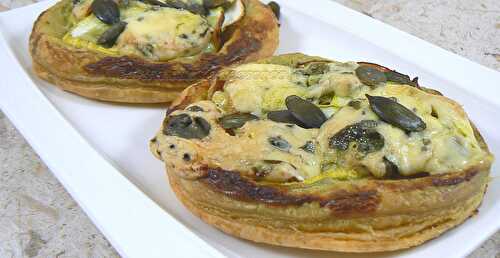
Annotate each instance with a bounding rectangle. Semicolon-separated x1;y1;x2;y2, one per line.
150;53;494;252
29;0;279;103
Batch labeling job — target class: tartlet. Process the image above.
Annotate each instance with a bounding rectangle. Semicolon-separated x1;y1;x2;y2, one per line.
150;53;494;252
29;0;279;103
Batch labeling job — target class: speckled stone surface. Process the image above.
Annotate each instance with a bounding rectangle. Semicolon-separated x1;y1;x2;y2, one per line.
0;0;499;257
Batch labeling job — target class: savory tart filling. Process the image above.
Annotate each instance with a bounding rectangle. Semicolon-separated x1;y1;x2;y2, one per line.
65;0;244;60
152;61;489;182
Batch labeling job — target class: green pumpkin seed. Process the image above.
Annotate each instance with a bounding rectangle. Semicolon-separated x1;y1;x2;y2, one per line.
219;113;258;130
267;110;305;127
329;120;383;154
384;70;411;84
141;0;206;15
286;95;327;129
347;100;362;110
329;120;376;150
411;77;419;87
357;130;384;153
203;0;229;8
182;2;206;15
97;21;127;48
355;65;387;87
300;62;329;75
267;1;280;20
170;0;207;15
383;157;399;178
142;0;166;6
384;70;420;87
91;0;120;25
268;136;290;152
300;141;315;153
366;95;426;132
186;106;204;112
164;114;211;139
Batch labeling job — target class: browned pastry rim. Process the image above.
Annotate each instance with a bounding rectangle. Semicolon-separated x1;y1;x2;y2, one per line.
169;170;487;252
29;0;279;103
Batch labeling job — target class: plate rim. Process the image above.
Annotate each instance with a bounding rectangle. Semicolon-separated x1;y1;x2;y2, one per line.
0;0;499;257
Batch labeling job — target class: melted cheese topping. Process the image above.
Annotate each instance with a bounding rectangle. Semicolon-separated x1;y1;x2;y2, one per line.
221;64;308;115
153;62;491;182
316;84;485;178
116;8;211;60
155;101;320;182
66;0;244;60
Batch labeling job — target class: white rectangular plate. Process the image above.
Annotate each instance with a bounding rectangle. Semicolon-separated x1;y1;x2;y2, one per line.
1;1;499;257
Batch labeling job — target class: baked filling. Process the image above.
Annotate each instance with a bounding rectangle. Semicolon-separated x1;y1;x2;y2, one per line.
152;60;489;183
64;0;244;60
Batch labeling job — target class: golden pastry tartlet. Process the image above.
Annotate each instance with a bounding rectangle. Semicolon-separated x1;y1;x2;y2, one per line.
150;53;494;252
29;0;279;103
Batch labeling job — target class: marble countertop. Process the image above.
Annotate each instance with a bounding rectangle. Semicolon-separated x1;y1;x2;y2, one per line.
0;0;499;257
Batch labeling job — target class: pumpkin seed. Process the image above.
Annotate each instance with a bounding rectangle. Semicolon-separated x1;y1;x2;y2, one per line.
347;100;362;110
148;0;206;15
91;0;120;25
329;126;360;150
355;65;387;87
97;21;127;48
267;1;280;20
219;113;258;130
366;95;426;132
411;77;419;87
203;0;228;8
163;114;211;139
384;70;419;87
357;130;384;153
142;0;174;10
142;0;167;6
329;120;384;154
268;136;290;152
286;95;327;129
185;2;207;15
300;62;329;75
300;141;315;153
385;70;411;84
384;71;419;87
267;110;304;127
186;106;204;112
179;3;206;15
383;157;399;177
